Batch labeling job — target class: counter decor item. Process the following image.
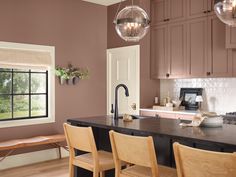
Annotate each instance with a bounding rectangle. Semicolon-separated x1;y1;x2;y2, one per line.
179;114;205;127
179;112;223;128
172;100;182;110
154;97;158;105
122;114;133;122
180;88;203;110
195;95;203;111
55;64;89;85
201;112;224;128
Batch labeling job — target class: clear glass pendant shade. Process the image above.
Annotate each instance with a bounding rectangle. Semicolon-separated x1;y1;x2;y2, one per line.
214;0;236;26
114;5;150;42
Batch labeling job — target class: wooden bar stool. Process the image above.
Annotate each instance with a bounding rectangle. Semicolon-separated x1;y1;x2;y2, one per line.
64;123;115;177
109;130;177;177
173;142;236;177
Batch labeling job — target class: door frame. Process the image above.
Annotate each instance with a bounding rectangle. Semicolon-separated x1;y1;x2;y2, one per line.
106;45;140;115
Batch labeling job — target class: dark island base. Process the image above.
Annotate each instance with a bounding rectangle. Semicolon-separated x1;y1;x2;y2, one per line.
72;126;236;177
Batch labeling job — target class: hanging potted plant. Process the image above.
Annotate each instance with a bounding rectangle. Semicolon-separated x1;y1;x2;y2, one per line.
55;64;89;85
55;67;70;85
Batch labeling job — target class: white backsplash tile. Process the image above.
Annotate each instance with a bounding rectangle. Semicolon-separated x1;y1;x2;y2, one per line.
160;78;236;114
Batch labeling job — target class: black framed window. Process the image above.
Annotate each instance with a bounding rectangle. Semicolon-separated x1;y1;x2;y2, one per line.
0;68;48;121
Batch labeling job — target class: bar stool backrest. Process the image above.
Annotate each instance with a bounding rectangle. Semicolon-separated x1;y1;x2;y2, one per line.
109;130;159;176
173;142;236;177
63;123;98;157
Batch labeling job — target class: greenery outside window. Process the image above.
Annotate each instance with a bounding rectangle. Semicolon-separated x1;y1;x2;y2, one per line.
0;68;48;121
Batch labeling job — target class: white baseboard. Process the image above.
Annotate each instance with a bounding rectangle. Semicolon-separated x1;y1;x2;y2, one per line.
0;148;69;170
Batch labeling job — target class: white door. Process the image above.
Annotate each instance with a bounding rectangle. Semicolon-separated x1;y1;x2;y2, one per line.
107;45;140;116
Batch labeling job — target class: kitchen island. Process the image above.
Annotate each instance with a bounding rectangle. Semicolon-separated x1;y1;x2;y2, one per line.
67;116;236;177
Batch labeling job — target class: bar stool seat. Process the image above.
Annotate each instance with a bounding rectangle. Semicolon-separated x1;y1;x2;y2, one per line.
73;150;115;171
122;165;177;177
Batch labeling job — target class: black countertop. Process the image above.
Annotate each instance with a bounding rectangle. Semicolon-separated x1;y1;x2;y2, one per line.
68;116;236;147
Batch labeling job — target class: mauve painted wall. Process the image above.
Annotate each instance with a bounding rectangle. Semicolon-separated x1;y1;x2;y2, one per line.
0;0;107;142
107;0;160;108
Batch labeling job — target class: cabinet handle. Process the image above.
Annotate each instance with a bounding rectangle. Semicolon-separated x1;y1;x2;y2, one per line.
166;73;170;78
208;10;211;13
207;72;211;76
166;19;170;21
203;11;207;13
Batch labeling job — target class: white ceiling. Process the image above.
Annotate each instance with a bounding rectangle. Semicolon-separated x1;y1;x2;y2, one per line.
82;0;120;6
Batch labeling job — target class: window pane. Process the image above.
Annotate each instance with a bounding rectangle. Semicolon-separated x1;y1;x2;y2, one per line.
13;69;30;72
0;72;12;94
31;95;46;116
0;95;12;120
31;73;46;93
0;68;11;71
13;95;29;118
31;69;47;72
13;73;29;94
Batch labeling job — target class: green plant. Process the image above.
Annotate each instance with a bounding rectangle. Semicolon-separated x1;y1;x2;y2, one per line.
55;64;89;80
55;67;70;79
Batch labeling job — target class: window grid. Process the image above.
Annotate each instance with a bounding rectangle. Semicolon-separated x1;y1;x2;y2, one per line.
0;69;48;121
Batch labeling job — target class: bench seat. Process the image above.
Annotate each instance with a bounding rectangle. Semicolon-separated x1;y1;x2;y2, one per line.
0;134;67;162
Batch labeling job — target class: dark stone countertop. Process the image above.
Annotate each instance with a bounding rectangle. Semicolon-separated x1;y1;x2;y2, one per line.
67;115;236;147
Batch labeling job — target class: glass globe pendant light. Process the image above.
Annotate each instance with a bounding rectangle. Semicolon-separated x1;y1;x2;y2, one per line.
113;0;151;42
214;0;236;26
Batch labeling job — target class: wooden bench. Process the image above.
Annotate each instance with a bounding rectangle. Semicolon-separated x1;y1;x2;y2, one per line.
0;134;67;162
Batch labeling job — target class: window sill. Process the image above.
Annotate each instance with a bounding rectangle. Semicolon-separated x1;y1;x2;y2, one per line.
0;117;55;128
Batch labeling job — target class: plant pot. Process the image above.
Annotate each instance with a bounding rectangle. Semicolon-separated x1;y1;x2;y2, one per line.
67;78;74;85
73;77;80;85
66;77;80;85
59;77;66;85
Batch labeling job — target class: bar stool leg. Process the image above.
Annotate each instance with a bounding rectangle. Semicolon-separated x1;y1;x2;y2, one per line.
69;163;74;177
99;171;105;177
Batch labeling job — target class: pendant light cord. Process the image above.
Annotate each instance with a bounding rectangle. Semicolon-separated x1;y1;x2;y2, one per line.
113;0;123;23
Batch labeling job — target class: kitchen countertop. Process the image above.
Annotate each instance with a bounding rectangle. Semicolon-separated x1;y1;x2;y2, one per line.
140;108;198;115
68;115;236;147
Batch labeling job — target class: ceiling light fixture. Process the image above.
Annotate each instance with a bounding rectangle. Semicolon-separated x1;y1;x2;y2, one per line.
214;0;236;26
113;0;150;42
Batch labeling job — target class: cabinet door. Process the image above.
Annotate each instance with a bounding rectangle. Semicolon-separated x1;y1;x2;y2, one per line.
157;112;176;119
187;18;208;77
207;16;233;77
207;0;215;14
151;0;168;25
226;26;236;48
175;114;195;120
151;25;169;79
187;0;208;19
233;50;236;76
168;22;187;78
140;110;157;117
167;0;186;22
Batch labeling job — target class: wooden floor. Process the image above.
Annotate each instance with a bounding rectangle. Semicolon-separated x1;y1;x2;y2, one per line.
0;158;69;177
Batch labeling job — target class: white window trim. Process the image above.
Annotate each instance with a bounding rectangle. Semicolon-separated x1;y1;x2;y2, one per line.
0;42;55;128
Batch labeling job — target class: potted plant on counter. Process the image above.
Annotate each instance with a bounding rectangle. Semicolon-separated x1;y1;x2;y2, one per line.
55;64;89;85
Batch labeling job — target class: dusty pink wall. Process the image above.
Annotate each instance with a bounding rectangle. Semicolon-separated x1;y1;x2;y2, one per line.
0;0;107;141
107;0;160;108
